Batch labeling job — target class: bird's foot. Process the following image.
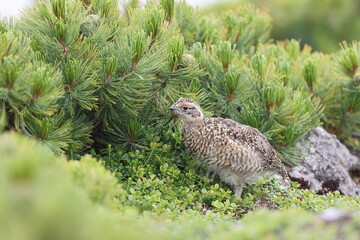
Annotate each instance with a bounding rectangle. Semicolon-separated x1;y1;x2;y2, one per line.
205;170;217;182
274;174;291;189
234;184;244;199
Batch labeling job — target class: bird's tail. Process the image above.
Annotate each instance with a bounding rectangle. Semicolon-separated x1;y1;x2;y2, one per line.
279;164;291;183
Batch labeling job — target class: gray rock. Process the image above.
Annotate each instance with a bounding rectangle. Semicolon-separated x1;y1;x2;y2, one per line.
289;127;360;196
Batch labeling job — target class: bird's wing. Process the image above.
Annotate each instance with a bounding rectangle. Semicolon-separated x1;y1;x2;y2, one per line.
198;118;261;172
202;117;288;179
219;118;282;169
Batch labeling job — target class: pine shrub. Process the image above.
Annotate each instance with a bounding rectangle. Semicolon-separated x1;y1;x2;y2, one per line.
1;0;358;161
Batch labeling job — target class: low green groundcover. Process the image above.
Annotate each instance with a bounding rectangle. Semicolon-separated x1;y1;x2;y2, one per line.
1;132;359;240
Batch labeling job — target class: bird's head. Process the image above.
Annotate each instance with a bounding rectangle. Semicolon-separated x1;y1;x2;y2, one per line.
168;98;204;125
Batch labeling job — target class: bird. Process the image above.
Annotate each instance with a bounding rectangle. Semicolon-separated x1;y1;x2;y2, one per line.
168;97;289;198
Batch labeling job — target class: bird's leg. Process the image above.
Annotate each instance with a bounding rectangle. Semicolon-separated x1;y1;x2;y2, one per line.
279;165;290;183
205;170;217;182
274;173;291;189
234;183;244;199
274;165;291;189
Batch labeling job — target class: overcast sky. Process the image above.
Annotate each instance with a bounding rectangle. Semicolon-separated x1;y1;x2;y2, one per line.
0;0;32;18
0;0;222;18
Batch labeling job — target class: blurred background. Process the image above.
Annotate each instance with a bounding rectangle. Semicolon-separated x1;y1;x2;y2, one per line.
0;0;359;53
202;0;360;53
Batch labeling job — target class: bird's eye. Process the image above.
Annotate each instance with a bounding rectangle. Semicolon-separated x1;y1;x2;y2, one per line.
183;107;189;110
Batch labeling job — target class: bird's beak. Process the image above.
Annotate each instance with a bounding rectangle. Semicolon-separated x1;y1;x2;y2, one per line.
168;105;177;111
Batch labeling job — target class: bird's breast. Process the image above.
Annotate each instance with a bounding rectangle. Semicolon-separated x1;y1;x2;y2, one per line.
183;126;211;157
182;125;233;167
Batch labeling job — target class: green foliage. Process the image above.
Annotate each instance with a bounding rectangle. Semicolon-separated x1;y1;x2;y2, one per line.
1;0;358;162
177;3;271;52
0;29;73;152
95;139;360;218
302;58;318;92
254;39;360;150
222;6;271;52
160;0;174;22
1;0;199;153
67;155;125;208
1;132;360;240
328;41;360;147
2;1;360;238
192;40;323;164
204;0;360;53
0;132;117;240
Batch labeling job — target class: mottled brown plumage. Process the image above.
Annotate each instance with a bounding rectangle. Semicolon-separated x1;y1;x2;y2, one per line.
169;97;289;198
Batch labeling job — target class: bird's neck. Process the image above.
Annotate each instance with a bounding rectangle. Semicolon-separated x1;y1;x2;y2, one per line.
182;117;204;126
